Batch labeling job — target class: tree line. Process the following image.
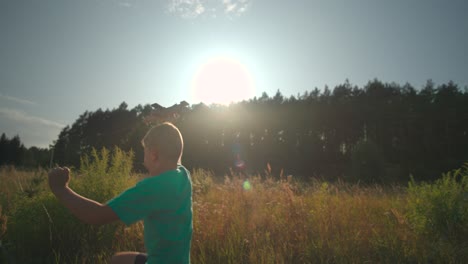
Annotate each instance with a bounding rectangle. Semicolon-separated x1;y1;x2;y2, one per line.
2;79;468;183
0;133;50;168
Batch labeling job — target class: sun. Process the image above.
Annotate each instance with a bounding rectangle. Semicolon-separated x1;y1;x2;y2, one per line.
190;56;255;105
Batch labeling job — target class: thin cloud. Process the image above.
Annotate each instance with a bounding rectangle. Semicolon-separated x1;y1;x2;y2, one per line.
167;0;250;19
0;108;65;129
223;0;250;16
119;2;132;8
167;0;205;19
0;93;37;106
96;0;135;8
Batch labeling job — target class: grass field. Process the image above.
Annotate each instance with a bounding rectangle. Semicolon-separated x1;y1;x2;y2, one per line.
0;148;467;263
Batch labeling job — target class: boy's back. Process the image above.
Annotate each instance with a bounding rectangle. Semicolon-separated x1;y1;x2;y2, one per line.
108;165;192;264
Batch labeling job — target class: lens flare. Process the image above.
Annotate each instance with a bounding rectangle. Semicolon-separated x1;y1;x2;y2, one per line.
232;142;246;171
234;155;246;170
243;180;251;191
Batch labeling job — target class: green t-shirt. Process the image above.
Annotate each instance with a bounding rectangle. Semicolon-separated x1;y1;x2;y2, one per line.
107;165;192;264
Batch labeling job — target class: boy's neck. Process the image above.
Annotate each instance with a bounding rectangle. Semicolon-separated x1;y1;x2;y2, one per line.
149;162;178;176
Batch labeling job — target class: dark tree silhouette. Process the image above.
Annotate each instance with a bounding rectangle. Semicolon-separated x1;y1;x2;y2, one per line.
0;133;49;168
32;79;468;183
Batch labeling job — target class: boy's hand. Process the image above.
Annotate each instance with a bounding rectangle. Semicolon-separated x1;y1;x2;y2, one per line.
144;101;189;125
143;110;178;124
48;167;71;191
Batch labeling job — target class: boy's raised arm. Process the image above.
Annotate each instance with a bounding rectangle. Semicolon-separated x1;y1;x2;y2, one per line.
48;167;119;225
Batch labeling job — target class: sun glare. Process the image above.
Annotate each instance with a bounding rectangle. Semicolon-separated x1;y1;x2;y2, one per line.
191;56;255;105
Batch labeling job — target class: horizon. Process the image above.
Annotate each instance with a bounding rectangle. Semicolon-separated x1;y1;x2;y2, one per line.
1;0;468;148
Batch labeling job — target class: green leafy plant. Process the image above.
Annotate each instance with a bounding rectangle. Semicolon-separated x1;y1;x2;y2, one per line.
406;162;468;261
6;147;137;263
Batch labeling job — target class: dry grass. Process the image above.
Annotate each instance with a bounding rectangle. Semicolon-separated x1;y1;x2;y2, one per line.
191;173;413;263
1;163;466;263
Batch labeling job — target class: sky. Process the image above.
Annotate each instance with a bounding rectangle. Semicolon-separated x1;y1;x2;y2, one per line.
1;0;467;148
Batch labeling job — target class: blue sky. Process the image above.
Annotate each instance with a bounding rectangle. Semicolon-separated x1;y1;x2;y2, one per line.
1;0;467;148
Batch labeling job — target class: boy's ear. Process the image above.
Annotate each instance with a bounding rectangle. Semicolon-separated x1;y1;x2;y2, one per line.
150;148;159;162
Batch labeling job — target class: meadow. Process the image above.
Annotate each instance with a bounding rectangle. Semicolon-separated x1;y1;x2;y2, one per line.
0;148;467;263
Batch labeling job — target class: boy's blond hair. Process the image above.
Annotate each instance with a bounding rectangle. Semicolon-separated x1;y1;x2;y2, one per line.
141;122;183;163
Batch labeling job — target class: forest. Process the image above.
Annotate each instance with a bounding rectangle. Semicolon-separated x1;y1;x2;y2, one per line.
2;79;468;183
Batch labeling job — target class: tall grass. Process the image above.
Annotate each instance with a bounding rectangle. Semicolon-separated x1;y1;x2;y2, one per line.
1;150;467;263
1;147;137;263
191;174;409;263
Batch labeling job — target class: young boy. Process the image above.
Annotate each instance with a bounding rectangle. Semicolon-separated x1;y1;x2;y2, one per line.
48;122;192;264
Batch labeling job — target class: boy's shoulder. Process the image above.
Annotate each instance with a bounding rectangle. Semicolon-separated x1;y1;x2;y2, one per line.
159;165;190;178
139;166;190;185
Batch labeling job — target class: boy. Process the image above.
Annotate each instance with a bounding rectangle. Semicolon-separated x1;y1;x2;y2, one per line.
48;122;192;264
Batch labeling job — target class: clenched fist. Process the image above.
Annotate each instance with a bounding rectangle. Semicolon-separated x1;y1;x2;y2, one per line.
48;167;71;192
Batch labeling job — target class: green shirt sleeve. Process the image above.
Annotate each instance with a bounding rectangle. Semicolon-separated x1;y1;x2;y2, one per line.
106;169;191;226
107;179;160;225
